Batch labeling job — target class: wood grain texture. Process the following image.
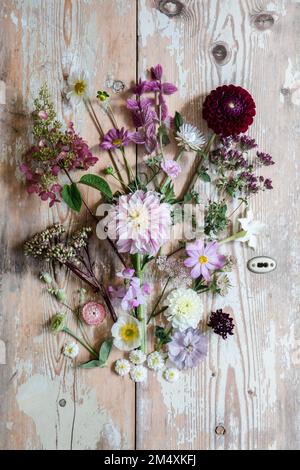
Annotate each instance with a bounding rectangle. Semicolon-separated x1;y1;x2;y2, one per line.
0;0;300;450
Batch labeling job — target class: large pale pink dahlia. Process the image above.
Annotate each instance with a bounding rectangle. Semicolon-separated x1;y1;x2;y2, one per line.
106;190;171;256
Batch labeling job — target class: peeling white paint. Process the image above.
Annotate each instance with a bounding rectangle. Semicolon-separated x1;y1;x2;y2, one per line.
0;80;6;105
116;0;131;16
10;11;19;29
281;58;300;106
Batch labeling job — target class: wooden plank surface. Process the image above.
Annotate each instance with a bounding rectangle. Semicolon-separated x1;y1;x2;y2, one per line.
0;0;300;450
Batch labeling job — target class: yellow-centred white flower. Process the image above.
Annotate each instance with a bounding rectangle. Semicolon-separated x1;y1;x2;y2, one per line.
111;314;142;351
165;288;203;331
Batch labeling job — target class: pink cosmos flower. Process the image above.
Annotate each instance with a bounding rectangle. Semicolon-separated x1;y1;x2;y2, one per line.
105;190;171;256
184;240;226;281
82;301;106;326
161;159;181;180
101;127;132;150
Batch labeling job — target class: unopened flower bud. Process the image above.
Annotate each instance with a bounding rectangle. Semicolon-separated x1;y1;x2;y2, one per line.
50;313;66;333
40;272;53;284
105;166;114;175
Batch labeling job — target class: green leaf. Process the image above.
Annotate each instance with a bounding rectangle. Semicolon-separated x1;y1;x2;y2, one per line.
158;125;170;146
98;338;113;365
78;360;102;369
79;174;113;201
61;183;82;213
174;111;183;132
198;170;211;183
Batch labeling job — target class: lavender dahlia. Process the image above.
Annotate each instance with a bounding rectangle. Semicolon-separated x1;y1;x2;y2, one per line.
168;328;208;370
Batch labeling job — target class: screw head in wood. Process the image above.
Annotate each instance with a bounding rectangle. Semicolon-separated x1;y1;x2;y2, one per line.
59;398;66;407
158;0;183;17
210;42;231;66
253;13;275;31
215;424;226;435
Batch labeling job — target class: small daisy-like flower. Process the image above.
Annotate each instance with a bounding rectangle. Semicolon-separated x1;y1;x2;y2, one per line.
66;71;89;105
129;349;146;365
130;365;148;383
164;368;180;383
165;288;203;331
175;123;206;151
114;358;131;376
63;342;79;359
147;351;165;371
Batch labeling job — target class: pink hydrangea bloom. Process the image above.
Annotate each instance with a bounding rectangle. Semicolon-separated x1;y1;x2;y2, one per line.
161;159;181;180
106;190;171;256
82;301;106;326
184;240;226;281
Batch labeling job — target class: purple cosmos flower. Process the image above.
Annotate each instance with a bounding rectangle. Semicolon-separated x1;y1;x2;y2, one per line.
101;127;132;150
167;327;208;370
184;240;226;282
161;159;182;180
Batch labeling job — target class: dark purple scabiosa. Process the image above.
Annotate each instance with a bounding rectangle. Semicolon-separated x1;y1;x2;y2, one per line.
208;309;235;339
202;85;256;136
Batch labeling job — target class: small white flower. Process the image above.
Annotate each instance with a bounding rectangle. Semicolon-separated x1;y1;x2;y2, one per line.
63;342;79;359
164;368;180;383
238;209;265;250
130;365;148;383
175;123;206;151
114;359;131;376
165;288;203;331
111;314;142;351
66;71;89;105
129;349;146;365
147;351;165;371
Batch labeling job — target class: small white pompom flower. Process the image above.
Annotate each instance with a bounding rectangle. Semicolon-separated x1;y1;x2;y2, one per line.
164;368;180;383
129;349;146;365
114;359;131;376
175;123;206;151
147;351;165;371
63;342;79;359
130;365;148;383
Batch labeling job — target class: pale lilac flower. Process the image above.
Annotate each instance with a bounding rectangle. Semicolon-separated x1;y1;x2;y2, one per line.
117;268;135;279
184;240;226;281
101;127;132;150
108;285;126;299
161;159;181;180
121;277;149;310
106;190;171;256
168;328;208;370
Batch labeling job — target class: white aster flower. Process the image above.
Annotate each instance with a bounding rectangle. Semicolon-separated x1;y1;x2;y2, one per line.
130;365;148;383
111;314;142;351
164;368;180;383
147;351;165;371
114;358;131;376
238;209;265;250
175;123;206;151
63;342;79;359
129;349;146;365
66;71;89;105
165;288;203;331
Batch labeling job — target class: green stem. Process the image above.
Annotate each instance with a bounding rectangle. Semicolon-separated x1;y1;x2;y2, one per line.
187;133;216;192
219;229;247;244
63;327;98;358
132;253;147;353
147;277;170;324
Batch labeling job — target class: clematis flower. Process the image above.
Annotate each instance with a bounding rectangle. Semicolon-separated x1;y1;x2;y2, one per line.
237;210;265;249
101;127;132;150
184;240;226;281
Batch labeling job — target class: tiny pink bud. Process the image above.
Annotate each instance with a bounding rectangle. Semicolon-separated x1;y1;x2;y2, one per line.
38;110;48;120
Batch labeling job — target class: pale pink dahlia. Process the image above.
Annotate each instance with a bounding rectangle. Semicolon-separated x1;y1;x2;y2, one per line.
106;190;171;256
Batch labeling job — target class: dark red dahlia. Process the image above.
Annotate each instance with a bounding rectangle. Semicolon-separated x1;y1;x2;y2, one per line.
202;85;256;136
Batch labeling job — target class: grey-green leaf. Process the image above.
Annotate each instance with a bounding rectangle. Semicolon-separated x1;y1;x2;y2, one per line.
61;183;82;213
79;174;113;201
98;338;113;365
78;360;101;369
198;170;211;183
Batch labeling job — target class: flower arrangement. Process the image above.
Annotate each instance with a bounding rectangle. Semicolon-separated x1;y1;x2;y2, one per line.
21;65;274;383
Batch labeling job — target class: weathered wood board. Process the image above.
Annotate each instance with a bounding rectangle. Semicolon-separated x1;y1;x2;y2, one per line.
1;0;300;450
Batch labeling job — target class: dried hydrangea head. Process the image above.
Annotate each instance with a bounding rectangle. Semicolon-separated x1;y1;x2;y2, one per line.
207;309;235;339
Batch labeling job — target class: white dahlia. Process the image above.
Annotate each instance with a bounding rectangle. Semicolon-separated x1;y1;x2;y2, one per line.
147;351;165;371
165;288;203;331
114;358;131;376
129;349;146;365
130;365;148;383
175;123;206;151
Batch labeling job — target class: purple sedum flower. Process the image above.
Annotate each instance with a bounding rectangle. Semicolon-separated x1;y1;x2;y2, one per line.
168;327;208;370
161;159;181;180
101;127;132;150
184;240;226;282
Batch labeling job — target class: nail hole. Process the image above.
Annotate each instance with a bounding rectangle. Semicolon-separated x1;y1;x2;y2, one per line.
211;43;229;65
281;87;290;96
253;13;275;31
59;399;66;407
215;424;226;435
158;0;183;17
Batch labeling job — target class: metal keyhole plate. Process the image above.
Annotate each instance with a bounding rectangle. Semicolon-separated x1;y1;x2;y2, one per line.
247;256;277;274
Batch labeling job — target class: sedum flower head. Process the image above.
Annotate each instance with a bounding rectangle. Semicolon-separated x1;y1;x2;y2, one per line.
175;123;206;151
50;313;66;333
164;367;180;383
147;351;165;371
130;365;148;383
63;342;79;359
114;358;131;376
165;288;203;331
129;349;146;365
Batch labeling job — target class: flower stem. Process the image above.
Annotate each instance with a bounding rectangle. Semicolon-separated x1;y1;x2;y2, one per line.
63;327;98;358
147;277;170;324
187;133;216;192
132;253;147;353
219;229;247;244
